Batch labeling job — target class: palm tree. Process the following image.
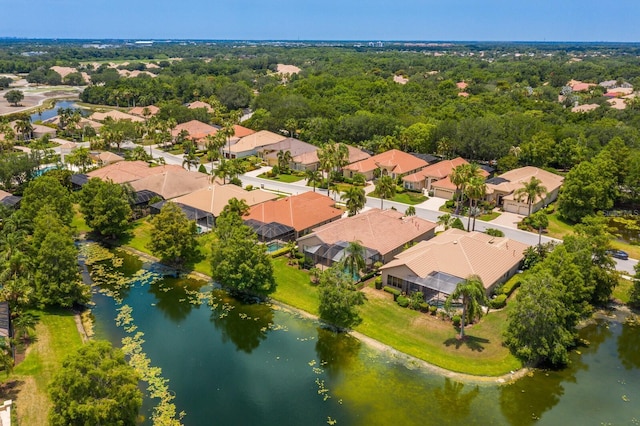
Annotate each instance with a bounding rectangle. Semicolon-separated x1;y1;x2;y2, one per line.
437;213;454;231
224;197;250;216
514;177;548;216
305;169;322;192
341;186;366;216
277;150;293;173
405;206;416;216
342;240;366;282
318;143;336;193
12;312;37;345
528;210;549;247
444;275;488;339
182;144;199;171
0;338;13;377
375;175;396;210
285;240;297;265
15;118;33;141
465;177;487;232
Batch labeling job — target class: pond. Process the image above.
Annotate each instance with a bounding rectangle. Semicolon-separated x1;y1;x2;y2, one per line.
88;248;640;425
30;100;85;122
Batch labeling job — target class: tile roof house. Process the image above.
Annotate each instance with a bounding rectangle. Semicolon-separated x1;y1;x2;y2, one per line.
342;149;428;181
232;125;256;139
129;105;160;117
256;138;318;167
187;101;213;112
223;130;287;159
485;166;564;215
380;228;528;304
402;157;489;198
90;151;125;166
89;110;144;123
170;184;278;221
86;160;186;184
171;120;219;145
292;145;370;172
128;169;211;200
244;192;343;241
297;208;436;267
567;80;596;92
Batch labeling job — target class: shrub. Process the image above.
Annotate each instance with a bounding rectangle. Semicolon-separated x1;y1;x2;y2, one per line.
490;294;507;309
374;277;383;290
485;228;505;237
419;302;430;313
452;315;461;327
245;185;253;191
271;165;280;175
269;247;289;258
397;295;409;308
429;305;438;315
451;218;465;230
545;204;555;214
409;291;424;310
383;286;401;296
444;200;455;210
500;278;521;296
360;271;377;281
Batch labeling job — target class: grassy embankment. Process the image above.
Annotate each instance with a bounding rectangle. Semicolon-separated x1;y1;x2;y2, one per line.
122;218;520;376
6;309;83;426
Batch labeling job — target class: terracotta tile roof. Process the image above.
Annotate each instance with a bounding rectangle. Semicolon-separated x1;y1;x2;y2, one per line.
244;192;342;233
258;138;317;158
486;166;564;202
430;175;457;190
90;110;144;123
129;170;210;200
92;151;124;164
171;120;219;139
187;101;213;111
380;229;528;289
172;184;278;217
568;80;596;92
129;105;160;116
233;125;255;138
227;130;287;154
456;81;468;89
402;157;481;182
87;160;185;184
301;208;436;258
343;149;427;175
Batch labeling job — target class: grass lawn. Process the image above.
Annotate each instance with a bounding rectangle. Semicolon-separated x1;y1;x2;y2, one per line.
369;191;428;205
271;257;320;315
545;211;575;239
9;309;83;426
613;278;633;304
257;172;303;183
71;204;91;234
609;240;640;260
355;287;521;376
478;211;501;221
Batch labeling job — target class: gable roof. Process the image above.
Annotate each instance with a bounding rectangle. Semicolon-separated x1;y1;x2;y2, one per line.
257;138;317;158
171;120;219;140
87;160;186;184
300;208;436;257
129;105;160;117
486;166;564;201
233;125;255;138
89;110;144;123
343;149;428;175
91;151;125;165
187;101;213;111
129;170;210;200
171;184;278;217
402;157;470;182
226;130;287;155
380;228;528;290
244;192;342;233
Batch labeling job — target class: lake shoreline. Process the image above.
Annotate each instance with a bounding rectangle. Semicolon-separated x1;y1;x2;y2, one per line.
117;245;529;384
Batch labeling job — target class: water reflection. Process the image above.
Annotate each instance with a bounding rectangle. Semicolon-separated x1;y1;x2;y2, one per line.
617;322;640;370
209;291;274;353
432;379;480;421
148;277;206;323
314;327;361;378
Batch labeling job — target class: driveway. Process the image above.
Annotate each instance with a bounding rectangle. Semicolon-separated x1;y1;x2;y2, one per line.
489;211;525;230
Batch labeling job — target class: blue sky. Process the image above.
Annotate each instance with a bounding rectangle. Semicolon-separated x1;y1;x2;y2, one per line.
2;0;639;42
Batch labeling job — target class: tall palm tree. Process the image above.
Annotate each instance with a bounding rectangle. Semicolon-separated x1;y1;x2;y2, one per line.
341;186;366;216
225;197;250;217
305;169;322;192
15;118;33;141
465;177;487;231
437;213;454;231
342;240;366;282
318;143;336;193
514;177;548;216
375;175;396;210
215;159;230;184
529;210;549;247
405;206;416;217
444;275;488;339
277;150;293;173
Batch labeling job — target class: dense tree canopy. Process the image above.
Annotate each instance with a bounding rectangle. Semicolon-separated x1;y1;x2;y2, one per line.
79;178;132;239
148;202;199;269
318;266;366;330
48;340;142;426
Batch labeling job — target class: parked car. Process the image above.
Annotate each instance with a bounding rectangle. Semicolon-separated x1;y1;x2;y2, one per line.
606;249;629;260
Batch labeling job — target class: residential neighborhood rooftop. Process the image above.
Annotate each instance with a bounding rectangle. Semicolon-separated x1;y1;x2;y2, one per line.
343;149;428;175
86;160;185;184
171;184;279;217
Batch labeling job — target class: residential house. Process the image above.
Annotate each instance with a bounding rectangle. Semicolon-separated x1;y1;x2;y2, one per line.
485;166;564;215
568;79;596;92
379;228;528;304
167;184;279;228
243;192;343;241
89;110;144;123
342;149;428;181
402;157;478;195
86;160;186;184
171;120;220;149
187;101;213;112
0;189;21;208
222;130;286;159
89;151;125;166
129;105;160;117
129;169;211;201
10;121;57;140
297;208;436;268
291;145;370;172
256;138;317;167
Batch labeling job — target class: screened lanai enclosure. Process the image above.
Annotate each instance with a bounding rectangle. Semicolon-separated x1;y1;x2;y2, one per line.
150;201;214;233
302;241;381;270
244;219;296;242
386;271;464;307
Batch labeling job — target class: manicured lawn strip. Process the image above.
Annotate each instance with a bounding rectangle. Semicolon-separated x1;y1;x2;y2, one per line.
613;278;632;304
355;288;521;376
478;211;501;221
369;191;428;205
271;257;319;315
12;308;83;426
257;173;304;183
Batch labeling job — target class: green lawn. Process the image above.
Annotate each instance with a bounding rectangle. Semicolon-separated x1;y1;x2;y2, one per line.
478;211;501;221
546;211;575;239
369;191;428;205
10;308;83;426
257;172;304;183
613;278;633;304
71;204;91;234
271;257;320;315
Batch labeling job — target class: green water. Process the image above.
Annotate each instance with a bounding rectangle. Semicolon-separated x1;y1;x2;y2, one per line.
89;250;640;425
